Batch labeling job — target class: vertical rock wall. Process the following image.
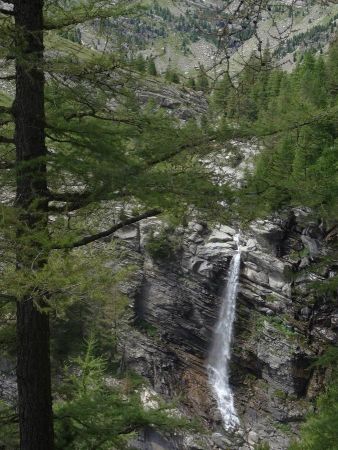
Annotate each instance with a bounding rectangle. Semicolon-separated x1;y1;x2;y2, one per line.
116;210;337;450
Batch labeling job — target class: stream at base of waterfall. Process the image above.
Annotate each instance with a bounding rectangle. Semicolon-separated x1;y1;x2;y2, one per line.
207;234;241;430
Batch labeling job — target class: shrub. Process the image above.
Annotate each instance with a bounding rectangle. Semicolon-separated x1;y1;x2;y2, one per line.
146;228;182;261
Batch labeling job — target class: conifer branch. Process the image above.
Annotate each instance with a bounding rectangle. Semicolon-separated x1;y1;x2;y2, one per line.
47;190;93;203
0;293;16;302
63;111;142;129
45;132;88;149
0;160;14;169
0;8;13;16
0;135;14;144
53;209;161;249
47;190;94;212
258;109;338;137
0;74;15;80
0;118;12;126
43;2;141;31
0;105;12;114
146;134;217;167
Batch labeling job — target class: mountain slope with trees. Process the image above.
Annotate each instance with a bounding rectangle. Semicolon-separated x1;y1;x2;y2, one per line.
0;1;337;450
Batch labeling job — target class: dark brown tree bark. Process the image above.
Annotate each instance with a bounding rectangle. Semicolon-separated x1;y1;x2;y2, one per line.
14;1;54;448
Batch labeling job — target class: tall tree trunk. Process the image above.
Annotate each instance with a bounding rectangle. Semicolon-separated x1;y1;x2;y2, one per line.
14;1;54;448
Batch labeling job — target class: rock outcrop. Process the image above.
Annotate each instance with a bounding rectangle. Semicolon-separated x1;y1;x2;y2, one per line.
114;201;336;450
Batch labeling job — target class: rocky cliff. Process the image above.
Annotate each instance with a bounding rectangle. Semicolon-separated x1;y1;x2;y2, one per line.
111;146;337;450
0;138;336;449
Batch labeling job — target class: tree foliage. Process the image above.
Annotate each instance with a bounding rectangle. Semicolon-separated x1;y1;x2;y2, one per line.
0;1;227;447
211;43;338;221
54;337;193;450
289;347;338;450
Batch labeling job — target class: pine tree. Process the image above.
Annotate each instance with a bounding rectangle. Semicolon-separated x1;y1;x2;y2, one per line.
196;68;209;93
165;67;180;84
211;74;233;114
147;58;157;76
54;337;193;449
134;54;147;73
238;42;338;221
186;77;196;90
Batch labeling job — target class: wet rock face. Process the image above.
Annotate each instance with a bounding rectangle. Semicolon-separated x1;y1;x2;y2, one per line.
117;209;337;450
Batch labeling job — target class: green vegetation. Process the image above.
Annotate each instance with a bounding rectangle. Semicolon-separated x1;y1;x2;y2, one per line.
213;43;338;221
264;294;280;303
146;227;183;261
274;389;288;401
0;400;18;449
54;337;192;450
275;13;338;59
289;347;338;450
254;443;271;450
255;313;298;341
165;67;180;84
276;422;292;434
0;1;337;449
136;319;158;337
1;337;193;450
0;2;229;448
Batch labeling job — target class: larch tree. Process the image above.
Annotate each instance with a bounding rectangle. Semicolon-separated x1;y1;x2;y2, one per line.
0;1;228;448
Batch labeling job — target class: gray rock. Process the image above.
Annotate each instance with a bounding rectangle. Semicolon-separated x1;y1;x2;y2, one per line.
108;188;334;450
301;235;320;259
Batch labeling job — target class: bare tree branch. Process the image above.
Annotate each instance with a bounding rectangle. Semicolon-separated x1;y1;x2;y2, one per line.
53;208;161;249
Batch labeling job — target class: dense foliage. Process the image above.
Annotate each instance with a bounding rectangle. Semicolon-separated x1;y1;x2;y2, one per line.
0;1;227;448
213;42;338;221
0;337;193;450
54;337;192;450
289;347;338;450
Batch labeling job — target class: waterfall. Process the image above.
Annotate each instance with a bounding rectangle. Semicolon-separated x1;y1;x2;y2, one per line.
207;234;241;429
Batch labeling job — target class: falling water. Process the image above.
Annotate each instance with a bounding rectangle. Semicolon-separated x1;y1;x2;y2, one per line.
207;234;241;429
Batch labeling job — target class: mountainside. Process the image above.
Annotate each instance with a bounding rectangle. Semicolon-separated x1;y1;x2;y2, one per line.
110;142;337;450
0;2;337;450
79;0;338;76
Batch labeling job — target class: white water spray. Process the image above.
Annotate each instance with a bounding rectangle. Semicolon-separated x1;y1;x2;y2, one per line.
207;234;241;429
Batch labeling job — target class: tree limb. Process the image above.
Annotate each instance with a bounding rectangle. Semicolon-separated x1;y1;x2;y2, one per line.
0;160;14;169
47;190;94;212
0;413;18;425
0;105;13;114
0;135;14;144
0;293;16;302
47;189;93;203
53;209;161;249
146;134;216;167
0;7;13;16
257;108;338;137
0;118;13;126
0;74;15;80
